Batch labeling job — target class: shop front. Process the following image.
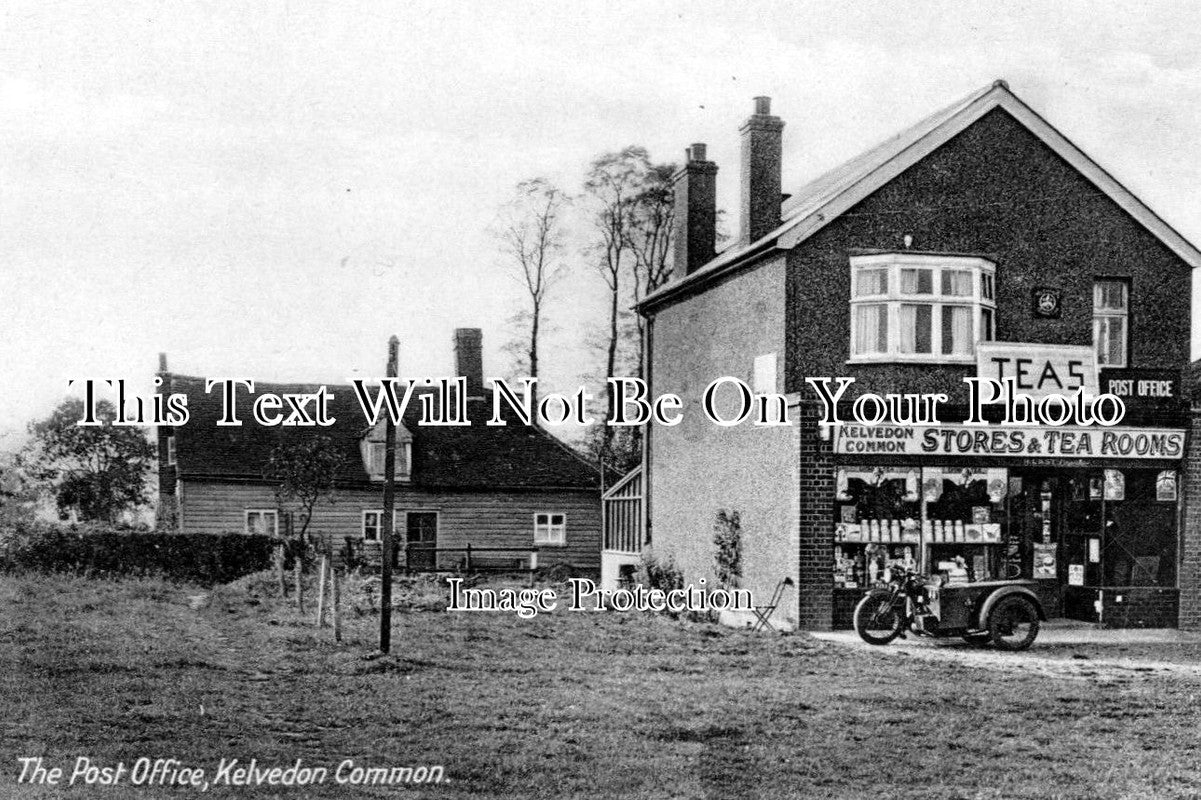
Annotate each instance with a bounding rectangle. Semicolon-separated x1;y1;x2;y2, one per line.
829;423;1186;629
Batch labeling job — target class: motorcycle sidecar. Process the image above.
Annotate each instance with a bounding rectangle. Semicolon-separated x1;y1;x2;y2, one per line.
926;580;1046;651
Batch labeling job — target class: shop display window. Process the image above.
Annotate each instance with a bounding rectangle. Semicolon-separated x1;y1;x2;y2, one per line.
833;465;1008;587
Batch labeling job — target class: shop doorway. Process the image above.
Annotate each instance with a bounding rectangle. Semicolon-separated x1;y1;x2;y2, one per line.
1009;469;1178;624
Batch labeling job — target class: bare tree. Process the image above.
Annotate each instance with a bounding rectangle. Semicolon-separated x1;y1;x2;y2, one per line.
627;161;677;382
583;147;651;461
495;178;569;402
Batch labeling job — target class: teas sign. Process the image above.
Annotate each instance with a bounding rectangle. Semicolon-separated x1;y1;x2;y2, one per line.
833;423;1185;460
976;342;1098;399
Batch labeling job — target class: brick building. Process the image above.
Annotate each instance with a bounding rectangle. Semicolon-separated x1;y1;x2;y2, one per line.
638;80;1201;630
157;329;602;572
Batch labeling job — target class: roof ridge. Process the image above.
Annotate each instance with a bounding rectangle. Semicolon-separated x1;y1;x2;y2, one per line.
780;80;998;220
641;77;1201;311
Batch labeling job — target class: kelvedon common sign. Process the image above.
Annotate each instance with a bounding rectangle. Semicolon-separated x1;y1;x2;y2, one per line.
833;423;1185;459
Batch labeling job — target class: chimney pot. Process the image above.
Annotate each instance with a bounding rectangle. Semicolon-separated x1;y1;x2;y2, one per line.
157;352;168;373
689;142;707;162
753;96;771;115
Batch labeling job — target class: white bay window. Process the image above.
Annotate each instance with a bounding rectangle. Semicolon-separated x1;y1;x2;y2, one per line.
850;254;995;363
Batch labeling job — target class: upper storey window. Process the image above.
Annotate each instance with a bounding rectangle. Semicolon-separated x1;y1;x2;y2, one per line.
849;254;996;364
1093;279;1129;368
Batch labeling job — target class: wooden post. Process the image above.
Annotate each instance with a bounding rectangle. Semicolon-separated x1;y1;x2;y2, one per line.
275;543;287;597
316;555;329;627
465;543;472;572
289;513;305;615
528;548;538;587
332;564;342;643
380;335;399;654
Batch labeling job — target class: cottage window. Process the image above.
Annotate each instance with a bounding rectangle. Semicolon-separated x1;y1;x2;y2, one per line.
367;441;412;479
362;510;389;541
245;509;278;537
849;254;996;364
1093;279;1129;367
534;513;566;546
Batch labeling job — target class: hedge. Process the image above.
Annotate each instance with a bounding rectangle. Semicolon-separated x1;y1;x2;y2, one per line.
0;521;277;585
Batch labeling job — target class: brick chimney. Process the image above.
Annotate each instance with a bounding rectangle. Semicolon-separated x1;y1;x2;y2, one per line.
454;328;485;400
740;96;784;244
671;142;718;280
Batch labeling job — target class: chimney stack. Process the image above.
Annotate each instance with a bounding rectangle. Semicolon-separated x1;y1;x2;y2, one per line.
671;142;718;281
454;328;485;401
740;96;784;244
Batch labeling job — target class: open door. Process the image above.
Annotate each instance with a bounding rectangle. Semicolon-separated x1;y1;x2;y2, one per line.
405;512;438;571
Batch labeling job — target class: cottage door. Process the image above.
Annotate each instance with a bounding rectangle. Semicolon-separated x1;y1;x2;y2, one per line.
405;512;438;571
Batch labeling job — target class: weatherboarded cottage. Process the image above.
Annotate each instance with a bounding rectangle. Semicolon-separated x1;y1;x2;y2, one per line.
157;329;602;572
638;81;1201;630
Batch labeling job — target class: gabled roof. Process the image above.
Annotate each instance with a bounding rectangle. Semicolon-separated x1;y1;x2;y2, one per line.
642;79;1201;310
168;375;600;491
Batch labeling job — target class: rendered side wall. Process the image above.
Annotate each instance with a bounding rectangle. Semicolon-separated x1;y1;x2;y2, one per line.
647;255;801;627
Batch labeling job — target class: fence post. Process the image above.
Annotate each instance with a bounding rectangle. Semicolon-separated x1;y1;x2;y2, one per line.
466;543;472;572
332;564;342;643
275;543;287;598
528;548;539;587
316;555;329;628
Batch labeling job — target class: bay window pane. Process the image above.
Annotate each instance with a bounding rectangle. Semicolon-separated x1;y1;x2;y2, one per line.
899;304;932;353
941;269;973;297
981;273;995;301
941;305;973;355
900;268;933;295
853;304;887;355
855;267;887;296
980;308;995;342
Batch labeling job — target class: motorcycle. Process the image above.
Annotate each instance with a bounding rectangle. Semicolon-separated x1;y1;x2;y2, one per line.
853;565;1045;651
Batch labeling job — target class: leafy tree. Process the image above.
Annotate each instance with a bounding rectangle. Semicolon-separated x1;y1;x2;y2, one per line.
0;452;39;525
265;435;348;610
21;398;155;522
265;435;348;547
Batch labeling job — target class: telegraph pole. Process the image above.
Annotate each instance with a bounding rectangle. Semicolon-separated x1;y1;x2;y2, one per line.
379;335;399;654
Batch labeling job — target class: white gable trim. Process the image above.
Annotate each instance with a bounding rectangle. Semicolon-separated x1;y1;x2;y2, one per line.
777;85;1201;268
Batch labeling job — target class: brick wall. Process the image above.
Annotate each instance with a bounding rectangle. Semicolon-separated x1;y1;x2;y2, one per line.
797;403;836;630
1178;409;1201;629
785;108;1192;400
1101;587;1179;629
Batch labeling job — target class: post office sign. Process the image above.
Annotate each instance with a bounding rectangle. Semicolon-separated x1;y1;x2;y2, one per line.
1099;368;1181;410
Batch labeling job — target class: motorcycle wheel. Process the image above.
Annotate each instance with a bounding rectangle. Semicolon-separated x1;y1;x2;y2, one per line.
988;597;1040;651
853;591;903;645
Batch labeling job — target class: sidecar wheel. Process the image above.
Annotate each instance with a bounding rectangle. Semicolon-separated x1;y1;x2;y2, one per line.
961;633;991;647
853;592;903;645
988;597;1040;651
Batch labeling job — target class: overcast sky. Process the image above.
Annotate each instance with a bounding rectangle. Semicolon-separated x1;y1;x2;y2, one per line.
4;1;1201;445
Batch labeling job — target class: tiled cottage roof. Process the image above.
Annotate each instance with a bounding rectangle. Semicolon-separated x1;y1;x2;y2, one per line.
168;375;600;490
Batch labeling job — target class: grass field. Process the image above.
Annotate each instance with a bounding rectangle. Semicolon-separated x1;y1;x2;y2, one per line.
2;572;1201;799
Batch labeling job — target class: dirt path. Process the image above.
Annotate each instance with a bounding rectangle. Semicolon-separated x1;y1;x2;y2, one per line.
812;630;1201;685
